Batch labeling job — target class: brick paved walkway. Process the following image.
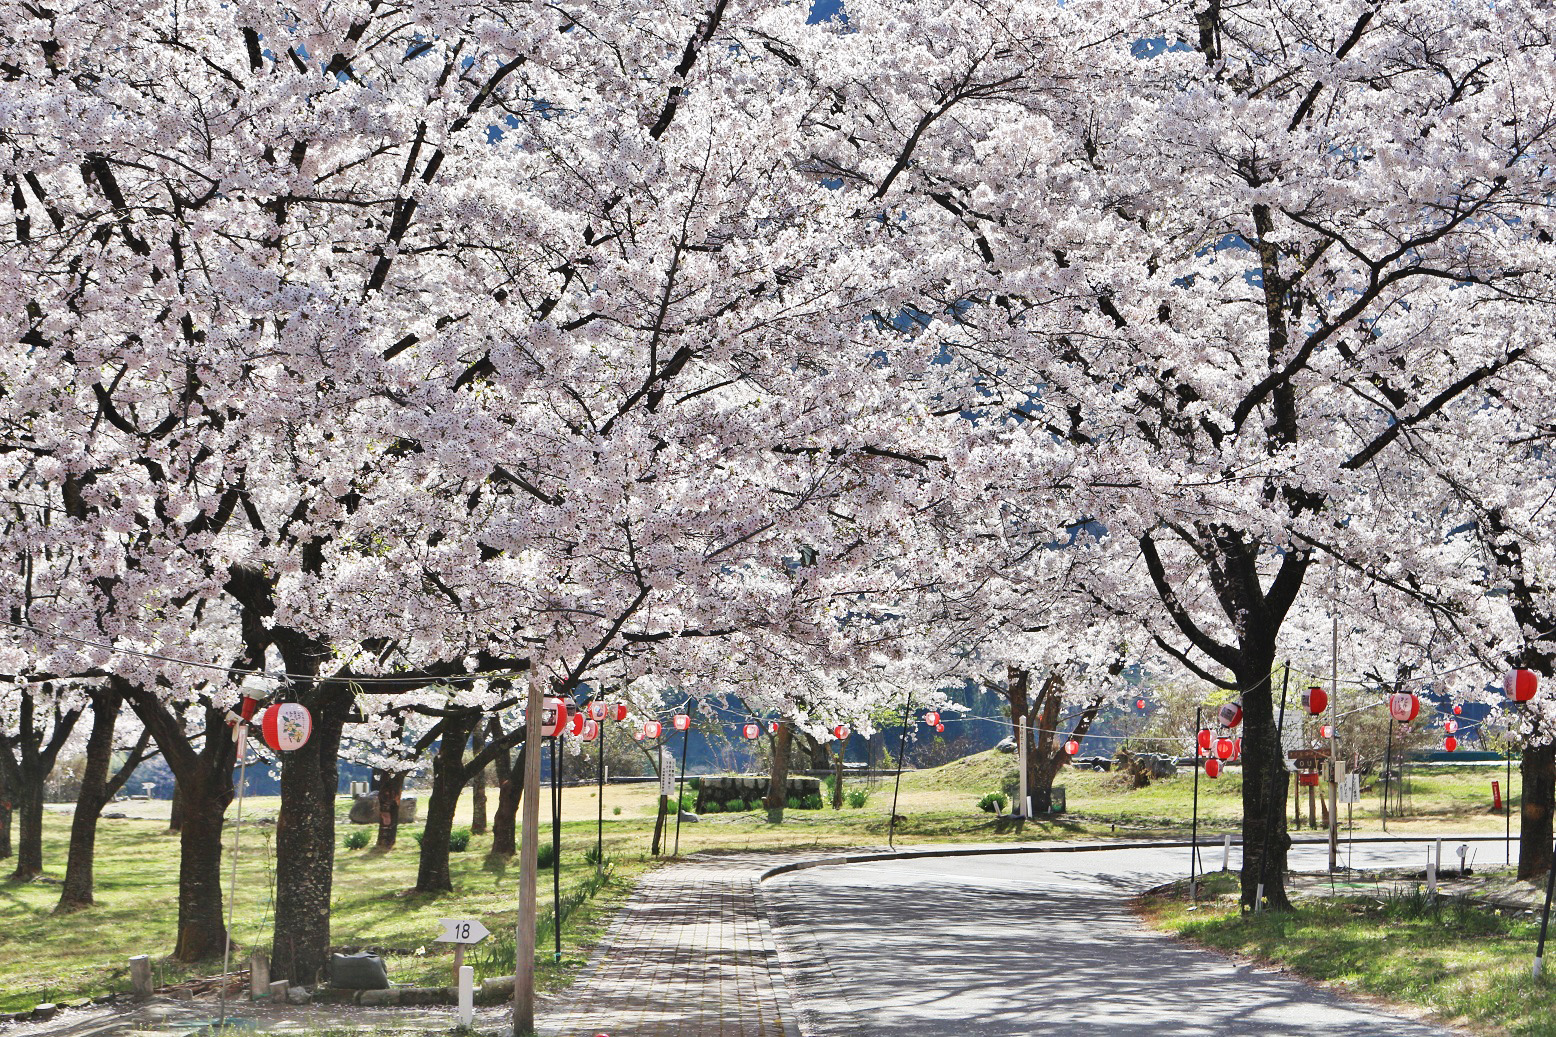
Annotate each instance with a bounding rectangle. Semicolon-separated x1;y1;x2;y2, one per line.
538;853;821;1037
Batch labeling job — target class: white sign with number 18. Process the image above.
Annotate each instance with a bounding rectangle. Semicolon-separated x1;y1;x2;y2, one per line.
435;918;490;944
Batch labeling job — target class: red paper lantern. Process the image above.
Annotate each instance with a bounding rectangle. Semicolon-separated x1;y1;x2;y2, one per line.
1320;724;1333;739
643;721;662;739
1303;686;1327;716
1218;701;1243;728
673;713;691;731
1388;693;1420;723
568;712;585;736
588;701;607;721
935;723;945;732
633;731;644;741
613;703;629;722
833;725;849;741
923;711;940;726
1452;703;1463;715
1506;669;1539;703
742;722;760;739
1064;739;1080;755
1444;719;1458;734
1204;759;1221;778
1215;737;1234;761
1136;698;1146;710
1233;737;1242;759
1197;728;1212;752
539;697;569;738
582;720;599;741
261;702;312;752
1444;735;1458;752
768;720;778;734
238;696;260;723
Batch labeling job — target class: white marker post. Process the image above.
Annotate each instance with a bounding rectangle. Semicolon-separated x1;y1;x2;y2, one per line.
1017;715;1028;818
436;918;490;1029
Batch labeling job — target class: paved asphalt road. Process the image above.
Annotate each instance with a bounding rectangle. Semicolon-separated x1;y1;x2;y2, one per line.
766;841;1475;1037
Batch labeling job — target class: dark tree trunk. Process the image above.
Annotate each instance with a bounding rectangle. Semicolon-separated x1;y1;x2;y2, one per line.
58;691;122;910
415;717;476;893
1519;740;1555;879
11;781;44;881
1237;656;1291;910
765;722;792;822
1024;672;1100;816
173;774;231;960
374;769;405;851
270;689;348;985
0;764;10;859
168;780;184;833
491;741;523;858
469;727;488;836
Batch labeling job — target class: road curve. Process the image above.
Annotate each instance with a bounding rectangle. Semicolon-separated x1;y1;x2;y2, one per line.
764;845;1460;1037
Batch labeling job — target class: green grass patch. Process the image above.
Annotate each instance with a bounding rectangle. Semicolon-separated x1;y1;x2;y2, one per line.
1141;890;1556;1036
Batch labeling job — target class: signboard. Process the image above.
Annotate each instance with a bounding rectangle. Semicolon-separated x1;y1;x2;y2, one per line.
1338;773;1361;804
660;766;675;798
435;918;491;944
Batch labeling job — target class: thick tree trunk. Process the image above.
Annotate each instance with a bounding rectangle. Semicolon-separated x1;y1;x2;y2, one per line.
469;728;488;836
415;724;472;893
1238;658;1292;910
10;780;45;881
0;765;11;859
270;698;346;985
1519;740;1555;879
374;770;405;851
168;780;184;833
58;694;121;910
765;722;792;822
491;742;523;858
172;776;230;961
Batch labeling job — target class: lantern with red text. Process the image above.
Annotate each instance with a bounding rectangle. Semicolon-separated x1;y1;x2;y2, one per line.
1388;693;1420;724
1218;702;1243;728
1506;669;1539;704
1445;736;1458;752
1064;740;1080;755
1204;759;1221;778
1303;686;1327;716
1215;737;1234;761
261;702;312;752
673;714;691;732
833;725;849;741
742;723;760;740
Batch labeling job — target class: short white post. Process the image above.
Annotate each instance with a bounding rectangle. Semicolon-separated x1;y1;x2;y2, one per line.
458;965;474;1028
249;950;269;999
268;980;288;1002
129;955;152;1000
1017;716;1028;818
1427;845;1438;899
1223;834;1231;872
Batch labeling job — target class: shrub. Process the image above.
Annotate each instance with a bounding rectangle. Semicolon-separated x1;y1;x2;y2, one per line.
449;826;471;853
802;793;824;810
343;829;370;850
612;806;622;815
978;791;1008;814
728;798;746;812
704;801;723;813
536;841;557;869
679;788;697;812
846;788;870;809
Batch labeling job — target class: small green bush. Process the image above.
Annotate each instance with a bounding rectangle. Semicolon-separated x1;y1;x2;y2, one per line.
536;841;557;869
802;793;823;810
728;798;747;812
846;788;870;809
612;806;622;815
343;829;370;850
449;826;471;853
978;791;1008;814
704;801;723;813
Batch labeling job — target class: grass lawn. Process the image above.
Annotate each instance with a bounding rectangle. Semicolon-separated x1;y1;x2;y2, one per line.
1139;885;1556;1037
0;750;1518;1013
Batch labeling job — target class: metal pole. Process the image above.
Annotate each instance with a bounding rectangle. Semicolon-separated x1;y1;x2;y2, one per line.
220;725;249;1026
887;695;913;848
550;734;561;962
1329;592;1340;872
513;665;545;1037
596;712;605;874
1190;706;1200;902
673;721;690;856
1509;743;1515;866
1256;664;1290;913
1534;830;1556;978
1382;716;1394;833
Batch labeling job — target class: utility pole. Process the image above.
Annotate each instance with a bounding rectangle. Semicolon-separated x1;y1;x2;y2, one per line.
513;665;545;1037
1329;572;1340;872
